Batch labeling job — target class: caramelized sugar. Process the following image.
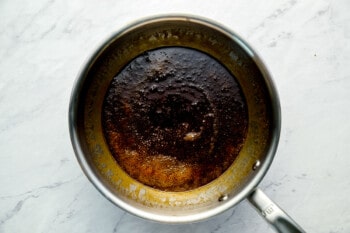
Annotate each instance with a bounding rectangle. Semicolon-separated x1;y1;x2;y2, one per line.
102;47;248;191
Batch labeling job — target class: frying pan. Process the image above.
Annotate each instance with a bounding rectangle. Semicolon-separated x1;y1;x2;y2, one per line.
69;15;305;233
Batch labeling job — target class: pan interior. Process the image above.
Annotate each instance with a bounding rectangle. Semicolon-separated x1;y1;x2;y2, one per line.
73;16;276;219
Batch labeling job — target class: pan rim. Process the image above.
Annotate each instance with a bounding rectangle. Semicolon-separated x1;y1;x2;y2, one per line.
68;14;281;223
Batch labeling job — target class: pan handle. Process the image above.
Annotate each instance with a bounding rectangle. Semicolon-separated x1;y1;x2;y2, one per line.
248;188;306;233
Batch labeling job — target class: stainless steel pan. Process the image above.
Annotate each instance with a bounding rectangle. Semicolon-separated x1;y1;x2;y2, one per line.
69;15;305;233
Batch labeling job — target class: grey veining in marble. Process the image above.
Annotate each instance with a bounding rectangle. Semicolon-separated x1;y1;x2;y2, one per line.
1;0;350;232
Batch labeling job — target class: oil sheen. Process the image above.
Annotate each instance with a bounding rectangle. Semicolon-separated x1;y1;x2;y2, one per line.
102;47;248;191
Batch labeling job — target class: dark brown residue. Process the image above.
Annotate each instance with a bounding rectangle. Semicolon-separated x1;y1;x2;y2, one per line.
102;47;248;191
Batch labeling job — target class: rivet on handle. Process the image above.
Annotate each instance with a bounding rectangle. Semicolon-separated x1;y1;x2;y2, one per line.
253;160;261;170
218;194;229;202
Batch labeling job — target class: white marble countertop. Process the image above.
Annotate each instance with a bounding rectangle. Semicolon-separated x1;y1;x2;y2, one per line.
1;0;350;232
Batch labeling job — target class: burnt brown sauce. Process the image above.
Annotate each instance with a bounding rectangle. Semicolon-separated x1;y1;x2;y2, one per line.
102;47;248;191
